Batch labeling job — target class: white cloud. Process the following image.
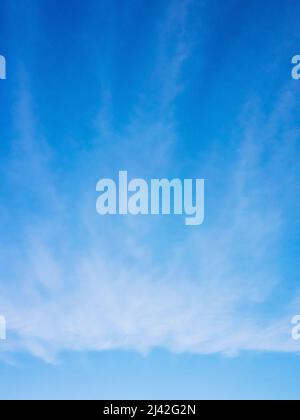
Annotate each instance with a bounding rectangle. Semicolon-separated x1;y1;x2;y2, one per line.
1;1;300;362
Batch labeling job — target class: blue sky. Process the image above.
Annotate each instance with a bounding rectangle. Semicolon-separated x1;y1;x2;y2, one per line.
1;0;300;399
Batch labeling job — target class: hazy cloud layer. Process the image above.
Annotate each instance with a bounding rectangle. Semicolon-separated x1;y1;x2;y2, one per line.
1;0;300;362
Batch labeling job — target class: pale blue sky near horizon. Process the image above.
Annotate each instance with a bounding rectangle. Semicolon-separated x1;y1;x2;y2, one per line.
1;0;300;400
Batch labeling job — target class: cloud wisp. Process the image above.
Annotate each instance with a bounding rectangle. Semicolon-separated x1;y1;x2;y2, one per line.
1;0;300;362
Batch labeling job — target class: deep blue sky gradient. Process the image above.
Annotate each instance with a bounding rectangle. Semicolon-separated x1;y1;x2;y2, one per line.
1;0;300;399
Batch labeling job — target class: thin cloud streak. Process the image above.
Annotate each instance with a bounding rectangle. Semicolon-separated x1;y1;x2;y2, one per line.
1;0;300;362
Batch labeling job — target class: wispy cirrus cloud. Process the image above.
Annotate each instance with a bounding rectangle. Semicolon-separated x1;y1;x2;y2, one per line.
1;0;300;363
